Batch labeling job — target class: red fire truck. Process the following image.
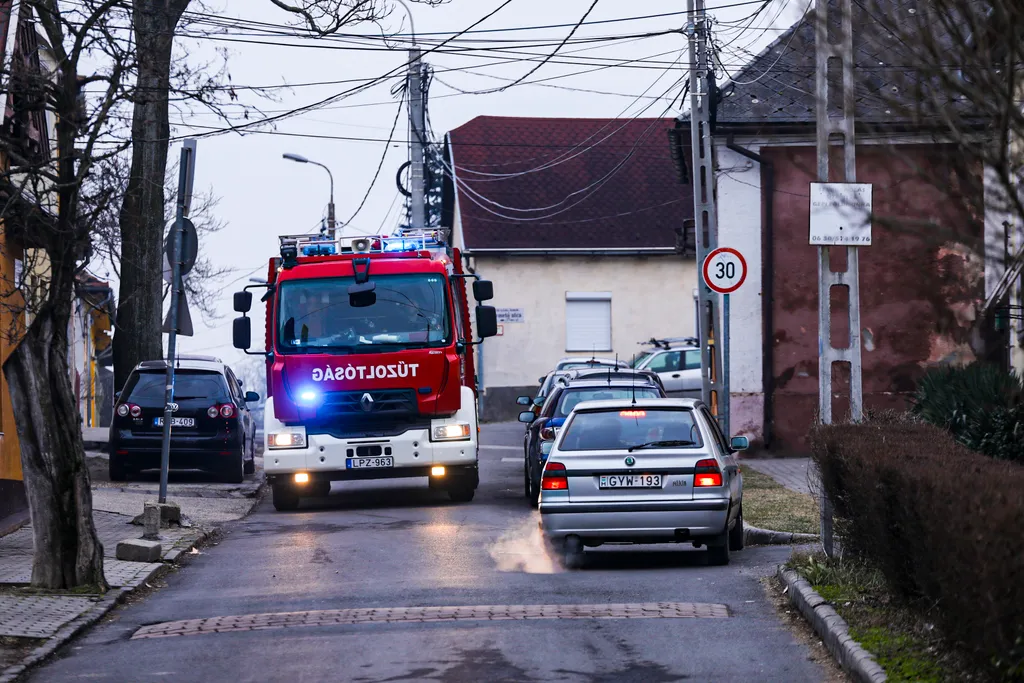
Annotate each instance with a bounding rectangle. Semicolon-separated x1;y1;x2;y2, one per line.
232;230;497;511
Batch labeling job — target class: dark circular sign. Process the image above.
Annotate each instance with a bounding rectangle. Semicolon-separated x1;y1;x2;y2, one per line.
165;218;198;276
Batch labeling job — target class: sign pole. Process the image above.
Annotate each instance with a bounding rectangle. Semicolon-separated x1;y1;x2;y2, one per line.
158;141;197;505
723;293;730;436
701;247;747;438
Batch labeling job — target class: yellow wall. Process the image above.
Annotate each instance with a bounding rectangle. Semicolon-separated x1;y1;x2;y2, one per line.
0;220;24;482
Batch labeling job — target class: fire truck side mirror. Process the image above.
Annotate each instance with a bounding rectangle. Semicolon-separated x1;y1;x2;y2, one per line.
234;291;252;313
475;305;498;339
472;280;494;302
233;316;252;350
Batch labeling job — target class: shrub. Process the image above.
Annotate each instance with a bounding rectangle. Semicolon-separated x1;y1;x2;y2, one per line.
912;363;1024;462
810;422;1024;680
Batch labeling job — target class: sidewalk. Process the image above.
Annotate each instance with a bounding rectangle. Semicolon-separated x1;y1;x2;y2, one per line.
742;458;816;495
0;457;265;681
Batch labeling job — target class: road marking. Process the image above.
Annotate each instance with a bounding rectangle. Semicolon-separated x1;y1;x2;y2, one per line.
131;602;729;639
479;445;520;451
500;457;519;463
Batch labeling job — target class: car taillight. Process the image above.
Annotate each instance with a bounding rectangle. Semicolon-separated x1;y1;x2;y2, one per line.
541;462;568;491
129;404;142;418
219;404;236;418
207;406;219;418
539;426;555;441
694;458;723;487
116;404;129;417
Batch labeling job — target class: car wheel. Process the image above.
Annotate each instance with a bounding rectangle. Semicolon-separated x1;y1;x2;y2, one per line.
243;440;256;475
448;482;475;503
272;483;300;511
707;528;731;566
109;455;128;482
562;535;585;570
524;459;532;501
222;447;245;484
528;462;541;509
729;505;745;551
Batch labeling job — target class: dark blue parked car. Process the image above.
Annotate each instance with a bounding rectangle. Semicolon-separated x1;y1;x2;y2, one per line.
517;379;665;507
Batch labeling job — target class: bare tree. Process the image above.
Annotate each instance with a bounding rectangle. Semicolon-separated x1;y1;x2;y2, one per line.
112;0;443;391
0;0;134;590
90;153;231;322
854;0;1023;301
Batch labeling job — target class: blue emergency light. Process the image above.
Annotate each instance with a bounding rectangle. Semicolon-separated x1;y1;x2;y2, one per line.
302;244;336;256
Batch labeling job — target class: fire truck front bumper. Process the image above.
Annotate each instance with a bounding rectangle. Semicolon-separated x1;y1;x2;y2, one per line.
264;426;478;481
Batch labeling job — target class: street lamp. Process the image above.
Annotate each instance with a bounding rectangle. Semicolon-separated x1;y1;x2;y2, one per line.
282;153;336;239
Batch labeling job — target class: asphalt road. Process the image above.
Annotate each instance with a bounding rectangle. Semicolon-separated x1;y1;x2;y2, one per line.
29;423;827;683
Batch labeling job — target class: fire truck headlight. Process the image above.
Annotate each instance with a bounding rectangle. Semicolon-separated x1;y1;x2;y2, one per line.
268;428;307;450
431;423;471;442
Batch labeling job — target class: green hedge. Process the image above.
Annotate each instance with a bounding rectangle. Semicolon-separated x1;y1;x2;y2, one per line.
912;363;1024;463
810;422;1024;680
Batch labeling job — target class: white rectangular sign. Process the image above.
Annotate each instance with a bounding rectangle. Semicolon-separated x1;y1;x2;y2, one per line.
495;308;524;323
809;182;872;246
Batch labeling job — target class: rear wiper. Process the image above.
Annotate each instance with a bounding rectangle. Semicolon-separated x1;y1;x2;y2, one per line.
627;440;695;452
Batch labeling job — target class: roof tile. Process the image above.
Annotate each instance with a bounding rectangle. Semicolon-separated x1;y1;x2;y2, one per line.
447;116;693;250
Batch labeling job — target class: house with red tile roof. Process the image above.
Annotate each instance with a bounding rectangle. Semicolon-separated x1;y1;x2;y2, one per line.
443;115;697;420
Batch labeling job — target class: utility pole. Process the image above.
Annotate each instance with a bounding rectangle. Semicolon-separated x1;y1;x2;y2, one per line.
687;0;725;425
408;47;427;232
815;0;863;557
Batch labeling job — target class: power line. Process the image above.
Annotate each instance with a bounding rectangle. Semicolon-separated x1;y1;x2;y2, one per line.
342;88;407;226
164;0;520;143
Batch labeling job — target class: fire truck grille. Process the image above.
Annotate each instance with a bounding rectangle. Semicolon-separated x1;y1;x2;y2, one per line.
318;389;419;418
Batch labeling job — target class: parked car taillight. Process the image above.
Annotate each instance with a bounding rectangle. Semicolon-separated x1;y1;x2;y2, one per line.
129;404;142;418
116;404;129;417
207;406;219;418
693;458;723;487
219;404;236;418
541;462;568;491
539;426;556;441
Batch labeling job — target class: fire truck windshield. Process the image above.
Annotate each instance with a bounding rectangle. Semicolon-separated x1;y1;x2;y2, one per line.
277;274;451;354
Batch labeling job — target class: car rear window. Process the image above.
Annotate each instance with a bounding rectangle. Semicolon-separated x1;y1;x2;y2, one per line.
555;388;661;417
123;370;231;406
558;408;703;451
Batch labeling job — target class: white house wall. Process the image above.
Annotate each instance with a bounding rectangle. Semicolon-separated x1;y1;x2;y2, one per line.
471;255;697;413
715;144;764;443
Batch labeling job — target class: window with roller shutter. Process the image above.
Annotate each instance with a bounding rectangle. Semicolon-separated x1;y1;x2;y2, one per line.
565;292;611;352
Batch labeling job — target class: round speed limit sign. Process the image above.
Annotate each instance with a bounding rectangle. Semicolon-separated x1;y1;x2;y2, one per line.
702;247;748;294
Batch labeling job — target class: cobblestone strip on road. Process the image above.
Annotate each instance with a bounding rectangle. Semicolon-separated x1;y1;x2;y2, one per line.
133;602;730;639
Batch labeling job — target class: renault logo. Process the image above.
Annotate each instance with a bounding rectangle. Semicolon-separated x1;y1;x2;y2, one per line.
359;393;374;412
624;456;636;467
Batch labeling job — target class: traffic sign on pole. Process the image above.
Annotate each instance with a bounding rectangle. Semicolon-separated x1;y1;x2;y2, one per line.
702;247;747;294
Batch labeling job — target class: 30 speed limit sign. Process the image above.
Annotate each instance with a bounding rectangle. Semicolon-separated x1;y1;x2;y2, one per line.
702;247;748;294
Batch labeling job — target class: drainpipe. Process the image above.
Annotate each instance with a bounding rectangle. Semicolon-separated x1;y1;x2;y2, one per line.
726;137;775;449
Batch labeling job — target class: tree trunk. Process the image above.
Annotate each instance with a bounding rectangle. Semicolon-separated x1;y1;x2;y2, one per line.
113;0;190;390
2;272;107;591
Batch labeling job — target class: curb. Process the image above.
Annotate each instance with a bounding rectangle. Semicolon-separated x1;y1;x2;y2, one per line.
744;523;819;546
0;589;126;683
777;566;887;683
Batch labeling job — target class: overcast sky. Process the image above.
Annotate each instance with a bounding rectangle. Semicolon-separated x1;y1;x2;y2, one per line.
106;0;803;370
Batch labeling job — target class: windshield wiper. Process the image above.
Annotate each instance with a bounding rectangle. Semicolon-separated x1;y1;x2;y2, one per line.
627;439;695;452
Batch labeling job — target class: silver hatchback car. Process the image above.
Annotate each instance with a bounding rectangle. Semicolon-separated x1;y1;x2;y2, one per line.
539;398;748;568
